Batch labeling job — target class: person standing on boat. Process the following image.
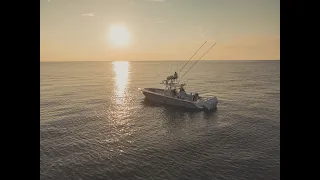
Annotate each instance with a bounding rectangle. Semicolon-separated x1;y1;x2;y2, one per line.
193;93;199;101
167;72;178;82
178;86;187;99
173;72;178;79
171;89;177;96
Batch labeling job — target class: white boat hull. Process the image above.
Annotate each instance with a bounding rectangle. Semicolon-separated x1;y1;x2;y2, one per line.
141;88;218;111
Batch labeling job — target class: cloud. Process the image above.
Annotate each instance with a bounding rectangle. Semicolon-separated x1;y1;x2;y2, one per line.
82;12;95;17
128;0;136;4
144;0;166;2
210;35;280;60
193;27;207;38
155;20;166;23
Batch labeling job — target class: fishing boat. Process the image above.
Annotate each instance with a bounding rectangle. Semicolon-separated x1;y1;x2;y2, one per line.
140;41;218;111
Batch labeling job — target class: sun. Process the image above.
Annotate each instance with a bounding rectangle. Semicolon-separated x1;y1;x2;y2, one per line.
109;25;130;47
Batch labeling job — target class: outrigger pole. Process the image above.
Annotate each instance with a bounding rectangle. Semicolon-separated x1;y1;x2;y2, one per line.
178;41;207;74
178;42;216;83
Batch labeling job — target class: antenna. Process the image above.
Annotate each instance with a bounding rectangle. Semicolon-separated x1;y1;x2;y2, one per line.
178;41;207;74
179;42;216;82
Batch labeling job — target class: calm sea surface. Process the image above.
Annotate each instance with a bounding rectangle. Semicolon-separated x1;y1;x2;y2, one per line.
40;61;280;180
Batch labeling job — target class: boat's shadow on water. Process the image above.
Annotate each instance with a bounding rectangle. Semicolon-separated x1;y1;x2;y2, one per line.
141;98;217;120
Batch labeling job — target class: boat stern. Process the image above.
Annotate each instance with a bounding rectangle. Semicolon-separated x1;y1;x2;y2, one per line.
196;97;218;111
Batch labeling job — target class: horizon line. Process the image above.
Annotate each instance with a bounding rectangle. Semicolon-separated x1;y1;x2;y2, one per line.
40;59;280;63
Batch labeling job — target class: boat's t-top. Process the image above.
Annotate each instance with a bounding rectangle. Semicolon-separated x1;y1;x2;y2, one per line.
166;71;178;81
161;72;180;90
160;72;200;102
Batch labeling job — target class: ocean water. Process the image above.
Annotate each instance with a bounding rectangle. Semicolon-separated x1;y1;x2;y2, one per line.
40;60;280;180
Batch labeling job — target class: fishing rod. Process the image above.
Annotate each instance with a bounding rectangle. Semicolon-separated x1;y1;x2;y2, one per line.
178;42;216;82
178;41;207;74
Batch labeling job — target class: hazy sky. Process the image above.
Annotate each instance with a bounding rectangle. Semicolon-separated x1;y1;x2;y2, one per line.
40;0;280;61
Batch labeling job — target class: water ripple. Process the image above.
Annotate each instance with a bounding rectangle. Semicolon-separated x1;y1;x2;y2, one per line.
40;61;280;180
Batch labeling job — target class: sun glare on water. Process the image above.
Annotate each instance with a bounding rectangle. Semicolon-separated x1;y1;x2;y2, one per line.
109;25;130;47
112;61;130;104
